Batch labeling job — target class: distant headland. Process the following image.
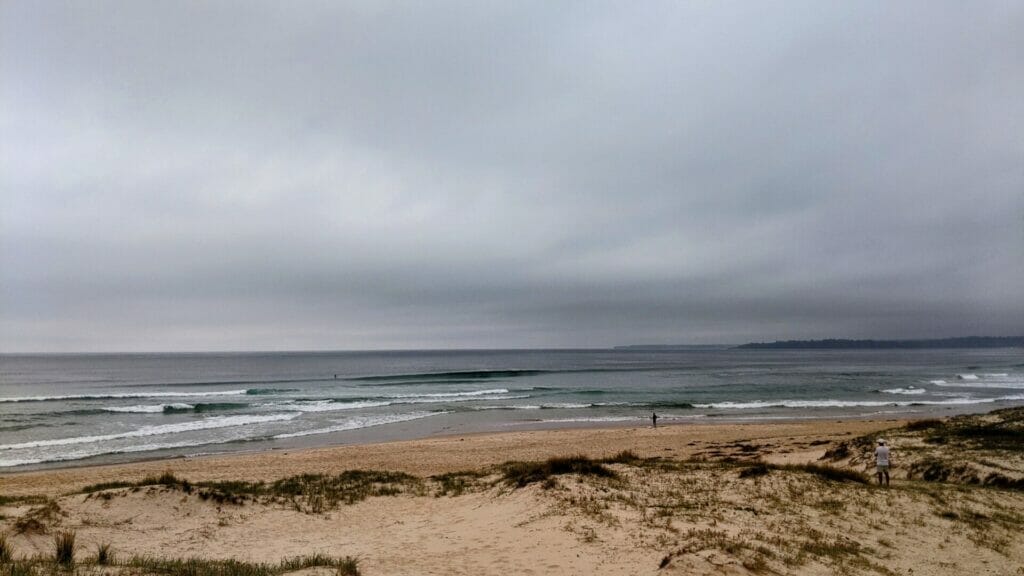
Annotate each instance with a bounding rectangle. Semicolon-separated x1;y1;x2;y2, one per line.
616;336;1024;350
734;336;1024;349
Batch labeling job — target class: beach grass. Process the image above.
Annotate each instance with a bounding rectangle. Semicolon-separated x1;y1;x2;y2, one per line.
94;544;111;566
500;455;618;488
81;470;423;512
51;531;74;566
0;554;359;576
12;502;60;535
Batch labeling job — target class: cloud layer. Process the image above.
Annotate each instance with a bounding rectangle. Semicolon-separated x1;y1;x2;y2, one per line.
2;1;1022;351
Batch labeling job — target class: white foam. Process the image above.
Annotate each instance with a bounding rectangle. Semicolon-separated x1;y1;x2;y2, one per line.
282;400;393;412
486;402;593;409
696;395;1024;410
0;413;298;451
102;403;194;413
0;390;249;403
386;388;510;398
0;431;280;468
396;394;529;404
928;380;947;385
880;387;926;395
541;416;645;423
860;410;920;416
272;412;442;439
932;379;1024;390
958;374;979;380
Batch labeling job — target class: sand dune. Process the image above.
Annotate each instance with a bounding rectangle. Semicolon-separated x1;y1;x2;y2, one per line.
3;413;1023;575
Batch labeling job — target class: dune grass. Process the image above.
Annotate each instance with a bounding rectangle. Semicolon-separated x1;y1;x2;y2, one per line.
777;462;870;484
52;531;75;566
81;470;422;512
126;553;359;576
500;455;618;488
0;552;358;576
12;502;60;535
0;533;11;564
94;543;111;566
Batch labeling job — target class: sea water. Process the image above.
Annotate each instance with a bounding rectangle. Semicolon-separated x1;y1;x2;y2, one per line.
1;348;1022;470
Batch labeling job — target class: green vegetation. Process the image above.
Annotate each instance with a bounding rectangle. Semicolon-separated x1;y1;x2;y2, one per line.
0;554;359;576
0;497;48;507
81;470;422;512
777;463;870;484
52;532;74;567
903;418;943;432
738;463;770;478
94;544;111;566
430;470;489;497
126;554;358;576
500;455;618;487
923;423;1024;451
735;461;868;484
13;501;61;535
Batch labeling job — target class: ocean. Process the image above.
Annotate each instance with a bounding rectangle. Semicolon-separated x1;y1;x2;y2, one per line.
1;348;1022;470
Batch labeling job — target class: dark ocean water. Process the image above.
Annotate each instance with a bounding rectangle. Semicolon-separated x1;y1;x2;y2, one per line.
1;348;1022;470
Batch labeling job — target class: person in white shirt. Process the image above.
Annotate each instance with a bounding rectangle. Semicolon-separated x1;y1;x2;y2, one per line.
874;439;891;486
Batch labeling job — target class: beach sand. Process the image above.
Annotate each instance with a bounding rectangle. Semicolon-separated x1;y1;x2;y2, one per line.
3;415;1023;575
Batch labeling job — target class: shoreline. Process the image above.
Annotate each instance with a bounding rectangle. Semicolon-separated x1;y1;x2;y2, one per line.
0;417;903;496
4;408;1023;575
0;408;942;476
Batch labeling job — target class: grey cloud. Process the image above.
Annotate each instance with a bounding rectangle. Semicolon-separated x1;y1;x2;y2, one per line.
2;1;1023;351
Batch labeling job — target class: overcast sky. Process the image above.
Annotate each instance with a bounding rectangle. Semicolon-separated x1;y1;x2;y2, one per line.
2;1;1022;352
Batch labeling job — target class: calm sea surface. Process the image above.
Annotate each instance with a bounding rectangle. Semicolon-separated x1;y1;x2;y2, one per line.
2;348;1022;470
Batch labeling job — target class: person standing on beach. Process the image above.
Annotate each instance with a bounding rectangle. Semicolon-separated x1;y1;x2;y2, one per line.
874;439;890;486
652;412;658;428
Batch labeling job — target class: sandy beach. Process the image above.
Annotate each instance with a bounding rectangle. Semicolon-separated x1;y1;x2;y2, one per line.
3;412;1023;575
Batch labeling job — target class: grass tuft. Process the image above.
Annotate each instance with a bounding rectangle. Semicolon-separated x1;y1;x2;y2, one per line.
78;470;420;510
126;554;359;576
602;450;643;465
738;463;770;478
13;501;61;535
431;470;488;497
80;481;135;494
500;455;617;488
0;533;11;563
904;418;943;432
52;531;74;566
95;543;112;565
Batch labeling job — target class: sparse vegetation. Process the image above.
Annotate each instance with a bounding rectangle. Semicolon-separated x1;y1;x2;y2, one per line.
95;543;112;566
0;554;359;576
52;531;75;566
78;470;422;511
777;462;870;484
431;470;489;496
13;501;61;535
5;408;1024;575
0;496;48;507
738;463;770;478
904;418;943;432
0;533;11;564
126;554;359;576
500;455;618;487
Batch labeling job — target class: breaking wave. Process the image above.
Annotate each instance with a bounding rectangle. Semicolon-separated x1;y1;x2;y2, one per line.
272;412;444;439
0;413;297;451
879;387;926;395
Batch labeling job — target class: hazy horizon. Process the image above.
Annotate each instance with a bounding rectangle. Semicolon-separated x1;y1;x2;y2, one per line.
3;2;1023;353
